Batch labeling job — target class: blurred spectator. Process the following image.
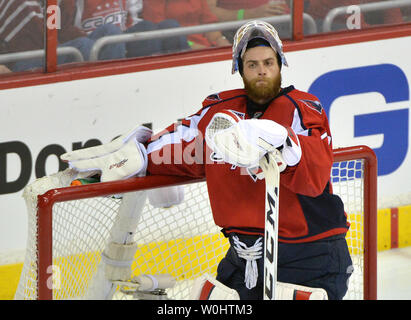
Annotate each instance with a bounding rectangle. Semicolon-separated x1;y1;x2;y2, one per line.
0;0;45;71
142;0;231;50
58;0;127;61
0;0;188;73
66;0;189;57
207;0;291;40
0;1;44;54
0;0;126;72
304;0;404;32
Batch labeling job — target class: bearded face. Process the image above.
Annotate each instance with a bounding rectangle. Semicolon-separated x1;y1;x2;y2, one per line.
243;71;282;104
241;46;282;104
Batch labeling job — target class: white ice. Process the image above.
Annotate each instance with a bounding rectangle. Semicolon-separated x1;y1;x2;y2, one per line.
378;246;411;300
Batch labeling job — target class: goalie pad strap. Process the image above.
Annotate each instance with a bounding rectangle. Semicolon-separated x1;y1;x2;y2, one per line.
101;253;134;268
134;274;176;291
138;274;158;291
102;242;138;281
199;280;215;300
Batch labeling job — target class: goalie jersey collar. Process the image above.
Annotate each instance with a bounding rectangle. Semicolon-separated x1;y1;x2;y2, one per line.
246;85;295;119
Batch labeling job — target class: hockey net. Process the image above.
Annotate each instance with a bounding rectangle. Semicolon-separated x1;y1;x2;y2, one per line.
14;145;377;300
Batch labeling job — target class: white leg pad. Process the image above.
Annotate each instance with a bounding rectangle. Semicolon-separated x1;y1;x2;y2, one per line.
190;273;240;300
276;281;328;300
189;275;327;300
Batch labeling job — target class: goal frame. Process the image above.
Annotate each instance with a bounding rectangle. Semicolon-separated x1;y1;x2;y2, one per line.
35;145;377;300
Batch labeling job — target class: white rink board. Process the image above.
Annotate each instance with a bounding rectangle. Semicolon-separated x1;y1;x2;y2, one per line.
0;35;410;253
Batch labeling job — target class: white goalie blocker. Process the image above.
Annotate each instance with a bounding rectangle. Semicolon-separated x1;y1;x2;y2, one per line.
60;124;184;209
60;125;153;182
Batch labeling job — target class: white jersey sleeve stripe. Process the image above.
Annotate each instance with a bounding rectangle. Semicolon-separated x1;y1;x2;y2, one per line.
291;108;309;137
147;107;211;155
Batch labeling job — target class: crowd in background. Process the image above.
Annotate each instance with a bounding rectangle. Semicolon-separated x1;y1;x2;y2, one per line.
0;0;409;74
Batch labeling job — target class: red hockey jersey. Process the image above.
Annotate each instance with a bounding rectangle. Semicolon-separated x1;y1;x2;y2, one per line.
146;86;349;243
62;0;141;33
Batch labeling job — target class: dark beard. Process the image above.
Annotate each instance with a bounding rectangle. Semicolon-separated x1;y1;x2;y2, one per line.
243;73;282;104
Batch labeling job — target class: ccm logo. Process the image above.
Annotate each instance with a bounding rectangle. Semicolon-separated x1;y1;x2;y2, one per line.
109;159;128;170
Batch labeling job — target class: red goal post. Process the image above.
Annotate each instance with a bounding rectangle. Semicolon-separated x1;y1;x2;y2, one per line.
332;145;377;300
19;145;377;300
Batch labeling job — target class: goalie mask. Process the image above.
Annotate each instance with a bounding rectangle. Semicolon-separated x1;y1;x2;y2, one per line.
231;20;288;74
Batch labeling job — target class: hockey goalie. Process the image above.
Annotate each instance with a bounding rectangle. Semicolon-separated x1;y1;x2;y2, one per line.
57;20;353;300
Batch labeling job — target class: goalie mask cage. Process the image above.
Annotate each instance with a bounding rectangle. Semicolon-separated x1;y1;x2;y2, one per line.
14;145;377;300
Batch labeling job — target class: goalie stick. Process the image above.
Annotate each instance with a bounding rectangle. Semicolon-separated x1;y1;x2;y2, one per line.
258;145;282;300
205;111;283;300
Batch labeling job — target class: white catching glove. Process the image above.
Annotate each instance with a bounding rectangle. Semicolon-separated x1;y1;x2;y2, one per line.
205;111;302;170
237;119;302;168
60;125;152;182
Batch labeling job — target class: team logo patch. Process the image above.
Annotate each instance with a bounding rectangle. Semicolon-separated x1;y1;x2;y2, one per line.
299;99;323;114
206;93;222;101
253;111;263;119
229;110;245;119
